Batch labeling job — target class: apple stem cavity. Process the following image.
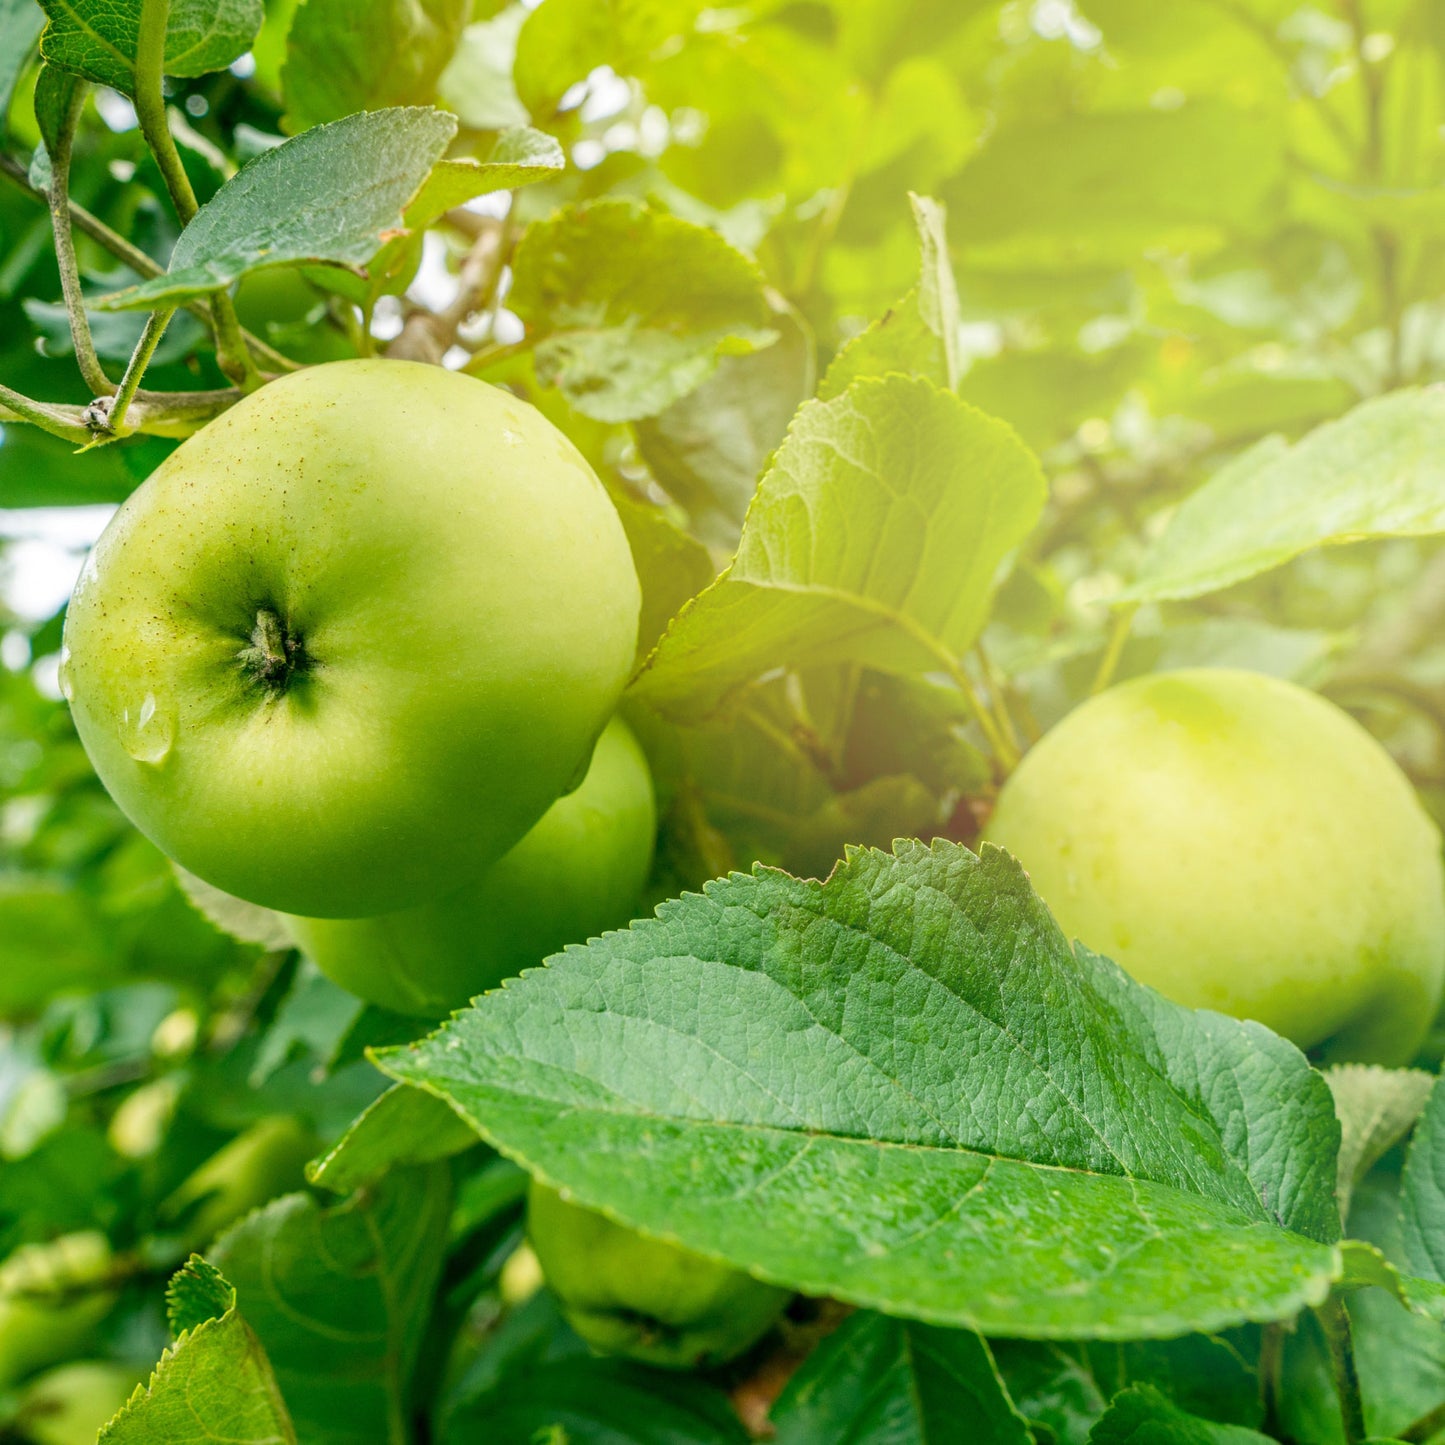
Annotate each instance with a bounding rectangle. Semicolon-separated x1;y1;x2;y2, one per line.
238;608;310;696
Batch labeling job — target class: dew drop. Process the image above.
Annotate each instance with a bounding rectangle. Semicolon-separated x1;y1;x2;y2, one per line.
120;691;175;765
56;646;74;703
501;428;522;447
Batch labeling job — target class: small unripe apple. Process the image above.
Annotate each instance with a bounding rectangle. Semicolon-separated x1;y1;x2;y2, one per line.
527;1182;790;1371
62;360;641;918
0;1233;116;1390
161;1116;317;1251
985;668;1445;1064
287;716;657;1015
14;1361;138;1445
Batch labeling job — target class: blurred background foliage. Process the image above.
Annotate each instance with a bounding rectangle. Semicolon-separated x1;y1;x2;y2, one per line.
1;0;1445;1435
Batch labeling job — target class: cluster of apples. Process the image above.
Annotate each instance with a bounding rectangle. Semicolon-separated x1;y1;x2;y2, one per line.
58;359;1445;1379
60;360;792;1370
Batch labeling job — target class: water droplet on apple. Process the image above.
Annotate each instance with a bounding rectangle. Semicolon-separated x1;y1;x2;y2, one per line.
501;429;521;447
56;646;74;702
120;692;174;765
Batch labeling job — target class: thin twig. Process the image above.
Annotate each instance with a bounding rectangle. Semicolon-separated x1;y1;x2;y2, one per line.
133;0;199;226
1315;1296;1367;1445
974;638;1023;756
131;0;258;388
42;80;113;397
1091;602;1140;695
0;383;241;442
0;381;93;444
387;218;509;364
103;307;176;434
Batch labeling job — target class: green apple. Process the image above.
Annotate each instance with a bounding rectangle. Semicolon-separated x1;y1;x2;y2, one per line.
0;1233;116;1390
985;668;1445;1064
14;1361;138;1445
160;1116;318;1250
527;1181;790;1371
233;268;354;365
287;716;657;1016
61;360;641;918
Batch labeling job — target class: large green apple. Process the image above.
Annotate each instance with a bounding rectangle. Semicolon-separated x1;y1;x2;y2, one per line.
527;1182;791;1371
985;667;1445;1064
61;360;641;918
287;715;656;1016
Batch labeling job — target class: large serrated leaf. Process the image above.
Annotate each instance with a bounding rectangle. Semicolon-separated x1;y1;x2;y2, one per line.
38;0;262;95
630;375;1047;722
505;198;775;422
379;841;1344;1340
1119;389;1445;602
96;107;457;310
209;1166;451;1445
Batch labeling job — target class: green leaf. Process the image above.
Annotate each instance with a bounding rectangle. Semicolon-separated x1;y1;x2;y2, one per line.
435;5;530;131
607;487;717;660
307;1084;478;1194
513;0;702;118
1087;1385;1273;1445
818;288;949;400
96;107;457;310
0;0;45;118
769;1311;1031;1444
37;0;262;95
1327;1066;1435;1224
209;1166;451;1445
172;865;294;950
507;198;776;423
99;1261;295;1445
943;101;1284;264
1399;1077;1445;1284
0;877;114;1012
1120;391;1445;602
281;0;468;131
910;194;960;390
405;126;566;227
630;376;1046;723
636;301;815;550
994;1335;1264;1444
165;1255;236;1337
443;1355;747;1444
378;841;1343;1339
819;194;961;401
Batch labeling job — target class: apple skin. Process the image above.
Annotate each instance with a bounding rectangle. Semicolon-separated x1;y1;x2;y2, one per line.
15;1361;138;1445
61;360;641;918
527;1182;790;1371
985;667;1445;1064
287;716;656;1016
0;1233;116;1391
